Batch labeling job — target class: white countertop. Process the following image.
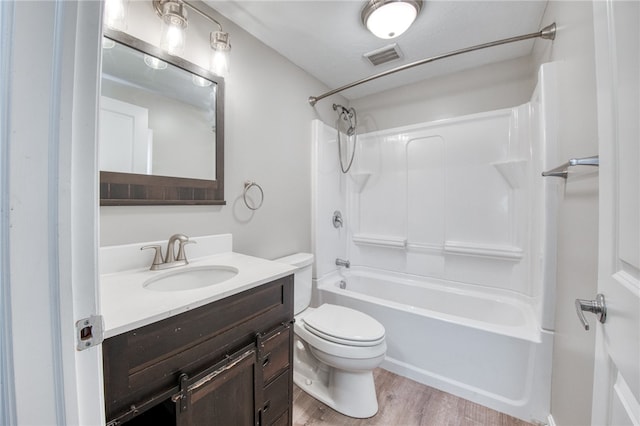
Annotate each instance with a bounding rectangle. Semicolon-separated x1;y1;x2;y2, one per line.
100;250;296;339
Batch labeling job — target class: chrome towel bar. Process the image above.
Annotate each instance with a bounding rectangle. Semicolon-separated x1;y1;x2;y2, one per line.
542;155;599;178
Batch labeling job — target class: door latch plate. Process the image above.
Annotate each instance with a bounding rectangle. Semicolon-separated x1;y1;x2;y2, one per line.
76;315;104;351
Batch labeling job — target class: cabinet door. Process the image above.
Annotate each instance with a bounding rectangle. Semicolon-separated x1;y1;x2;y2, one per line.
175;345;258;426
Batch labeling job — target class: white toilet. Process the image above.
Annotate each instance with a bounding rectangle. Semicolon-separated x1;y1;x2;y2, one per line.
275;253;386;419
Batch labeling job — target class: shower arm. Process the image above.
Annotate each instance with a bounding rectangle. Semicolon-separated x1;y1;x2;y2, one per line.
308;23;557;106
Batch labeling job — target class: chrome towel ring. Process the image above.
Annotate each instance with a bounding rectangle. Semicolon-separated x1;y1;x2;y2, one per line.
243;181;264;210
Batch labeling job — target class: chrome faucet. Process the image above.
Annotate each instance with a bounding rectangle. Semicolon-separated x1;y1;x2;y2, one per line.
335;258;350;268
141;234;196;270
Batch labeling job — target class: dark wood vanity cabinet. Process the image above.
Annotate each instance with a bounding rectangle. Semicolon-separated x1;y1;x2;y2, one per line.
102;275;294;426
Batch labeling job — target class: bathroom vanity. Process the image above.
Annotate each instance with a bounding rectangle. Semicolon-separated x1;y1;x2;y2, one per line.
99;235;295;426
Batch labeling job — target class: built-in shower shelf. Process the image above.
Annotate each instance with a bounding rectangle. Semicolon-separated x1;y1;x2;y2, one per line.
353;233;406;249
444;241;523;261
492;159;528;188
348;172;372;192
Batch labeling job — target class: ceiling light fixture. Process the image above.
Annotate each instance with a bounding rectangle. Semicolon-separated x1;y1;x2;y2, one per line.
361;0;422;39
153;0;231;78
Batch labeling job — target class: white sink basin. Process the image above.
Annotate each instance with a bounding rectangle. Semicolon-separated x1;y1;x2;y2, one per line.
143;265;239;292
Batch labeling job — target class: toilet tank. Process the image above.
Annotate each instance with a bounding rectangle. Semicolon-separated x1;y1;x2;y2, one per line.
274;253;314;315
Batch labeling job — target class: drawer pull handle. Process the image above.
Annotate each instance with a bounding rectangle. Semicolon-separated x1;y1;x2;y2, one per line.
262;355;271;368
263;400;270;412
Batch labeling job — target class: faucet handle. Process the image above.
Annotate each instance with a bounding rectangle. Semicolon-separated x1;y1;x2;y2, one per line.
176;239;196;262
141;245;164;270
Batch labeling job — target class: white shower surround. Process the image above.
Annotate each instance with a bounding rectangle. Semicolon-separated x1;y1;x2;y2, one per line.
311;64;560;423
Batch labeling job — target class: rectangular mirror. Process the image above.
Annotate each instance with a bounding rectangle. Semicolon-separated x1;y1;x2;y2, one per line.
100;28;225;205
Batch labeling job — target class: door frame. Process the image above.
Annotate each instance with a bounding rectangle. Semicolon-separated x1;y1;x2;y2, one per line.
1;1;104;424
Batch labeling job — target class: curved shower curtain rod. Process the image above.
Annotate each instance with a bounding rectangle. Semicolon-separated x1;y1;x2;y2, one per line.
308;23;557;106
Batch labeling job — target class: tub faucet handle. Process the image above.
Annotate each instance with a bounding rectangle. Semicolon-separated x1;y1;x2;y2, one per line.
336;258;350;268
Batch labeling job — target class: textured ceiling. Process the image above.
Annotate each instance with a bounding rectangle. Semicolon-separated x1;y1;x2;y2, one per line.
208;1;548;100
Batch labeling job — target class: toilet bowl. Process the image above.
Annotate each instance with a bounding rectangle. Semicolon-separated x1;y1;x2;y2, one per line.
275;253;386;418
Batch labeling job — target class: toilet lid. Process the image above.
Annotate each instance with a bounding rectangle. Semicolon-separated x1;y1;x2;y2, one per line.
302;304;385;347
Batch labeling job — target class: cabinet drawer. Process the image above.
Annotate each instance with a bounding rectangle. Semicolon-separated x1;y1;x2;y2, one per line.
259;326;291;384
261;370;290;426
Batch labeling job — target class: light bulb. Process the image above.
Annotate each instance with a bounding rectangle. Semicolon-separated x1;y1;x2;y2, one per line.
104;0;128;31
210;49;229;78
102;37;115;49
160;17;186;55
192;75;212;87
144;54;168;70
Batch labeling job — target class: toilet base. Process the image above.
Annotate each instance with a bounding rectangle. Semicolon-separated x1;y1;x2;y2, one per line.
293;337;379;418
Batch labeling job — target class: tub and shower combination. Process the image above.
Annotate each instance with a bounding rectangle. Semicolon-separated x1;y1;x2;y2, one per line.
317;268;552;422
311;65;559;423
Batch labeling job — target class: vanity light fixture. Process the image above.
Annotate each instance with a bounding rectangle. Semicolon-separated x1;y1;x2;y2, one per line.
156;0;188;55
361;0;422;39
153;0;232;78
210;31;231;78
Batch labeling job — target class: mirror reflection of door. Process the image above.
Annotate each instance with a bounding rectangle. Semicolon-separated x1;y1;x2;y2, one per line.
99;96;153;175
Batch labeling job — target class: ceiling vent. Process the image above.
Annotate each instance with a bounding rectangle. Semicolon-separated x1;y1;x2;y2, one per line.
363;43;403;66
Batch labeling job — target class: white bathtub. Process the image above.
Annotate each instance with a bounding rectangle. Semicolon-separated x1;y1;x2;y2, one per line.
315;268;552;424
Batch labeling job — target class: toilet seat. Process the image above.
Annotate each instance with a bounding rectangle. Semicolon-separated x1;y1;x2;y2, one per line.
302;304;385;347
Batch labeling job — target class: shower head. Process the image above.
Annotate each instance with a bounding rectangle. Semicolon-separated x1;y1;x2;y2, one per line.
333;103;357;138
333;104;358;173
333;103;350;116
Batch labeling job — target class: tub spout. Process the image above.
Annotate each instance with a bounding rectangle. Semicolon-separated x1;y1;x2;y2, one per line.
336;258;350;268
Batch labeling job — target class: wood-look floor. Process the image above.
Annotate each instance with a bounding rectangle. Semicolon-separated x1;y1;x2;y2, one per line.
292;368;534;426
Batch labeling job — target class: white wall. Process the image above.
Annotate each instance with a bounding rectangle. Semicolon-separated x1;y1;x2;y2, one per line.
99;1;346;259
532;2;599;425
351;55;535;132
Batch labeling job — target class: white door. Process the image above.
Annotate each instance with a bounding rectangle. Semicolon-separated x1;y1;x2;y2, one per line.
591;1;640;424
99;96;153;174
